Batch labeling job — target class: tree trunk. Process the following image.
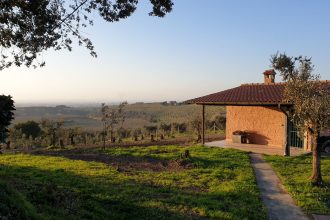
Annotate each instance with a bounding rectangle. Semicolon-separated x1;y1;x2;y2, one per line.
110;130;115;143
310;132;323;186
102;132;106;150
70;136;75;145
52;132;56;146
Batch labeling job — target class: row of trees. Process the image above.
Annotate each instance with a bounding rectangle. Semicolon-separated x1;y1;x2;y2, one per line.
2;100;226;149
5;113;226;150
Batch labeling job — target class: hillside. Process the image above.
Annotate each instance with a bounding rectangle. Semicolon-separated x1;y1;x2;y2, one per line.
13;103;225;130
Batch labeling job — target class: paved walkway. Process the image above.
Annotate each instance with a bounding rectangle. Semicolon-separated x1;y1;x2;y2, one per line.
206;140;307;156
250;153;310;220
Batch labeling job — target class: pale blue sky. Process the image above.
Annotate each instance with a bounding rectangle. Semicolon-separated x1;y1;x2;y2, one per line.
2;0;330;105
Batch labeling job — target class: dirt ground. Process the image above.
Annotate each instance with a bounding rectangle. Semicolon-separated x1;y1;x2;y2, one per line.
32;148;195;172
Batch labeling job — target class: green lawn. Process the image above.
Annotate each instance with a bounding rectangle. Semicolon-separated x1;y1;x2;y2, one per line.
0;146;266;219
265;154;330;215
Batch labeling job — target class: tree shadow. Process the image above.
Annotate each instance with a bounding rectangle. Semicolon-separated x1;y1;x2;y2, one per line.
31;148;248;172
0;158;266;219
31;149;194;172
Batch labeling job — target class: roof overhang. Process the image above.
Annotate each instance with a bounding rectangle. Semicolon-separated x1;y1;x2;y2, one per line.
187;101;292;106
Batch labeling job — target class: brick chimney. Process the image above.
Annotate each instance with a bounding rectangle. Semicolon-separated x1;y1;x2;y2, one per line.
263;69;276;84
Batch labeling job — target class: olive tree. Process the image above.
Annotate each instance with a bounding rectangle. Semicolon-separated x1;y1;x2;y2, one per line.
41;119;64;147
271;53;330;186
0;0;173;70
101;101;127;149
13;120;42;139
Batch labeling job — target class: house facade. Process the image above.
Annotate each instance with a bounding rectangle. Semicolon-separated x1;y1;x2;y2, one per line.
187;70;310;152
226;105;287;148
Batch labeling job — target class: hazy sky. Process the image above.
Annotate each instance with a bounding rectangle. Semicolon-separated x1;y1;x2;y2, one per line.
2;0;330;105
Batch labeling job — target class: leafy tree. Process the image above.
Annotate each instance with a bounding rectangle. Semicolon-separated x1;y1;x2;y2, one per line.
132;128;142;141
144;125;157;141
176;123;187;133
41;119;63;147
101;101;127;148
14;120;42;139
190;116;202;141
0;95;15;143
8;127;22;148
0;0;173;70
116;127;130;142
160;122;171;135
271;53;330;186
64;127;80;145
144;125;157;135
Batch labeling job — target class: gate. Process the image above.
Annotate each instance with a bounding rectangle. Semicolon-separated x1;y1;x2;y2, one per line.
287;120;304;148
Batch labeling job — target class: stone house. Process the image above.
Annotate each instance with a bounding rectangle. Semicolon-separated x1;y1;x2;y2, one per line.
187;70;330;152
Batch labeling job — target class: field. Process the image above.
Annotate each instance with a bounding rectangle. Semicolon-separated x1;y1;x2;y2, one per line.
265;154;330;215
13;103;225;130
0;145;266;219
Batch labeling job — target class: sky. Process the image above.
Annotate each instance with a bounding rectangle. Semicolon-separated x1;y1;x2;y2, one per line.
2;0;330;105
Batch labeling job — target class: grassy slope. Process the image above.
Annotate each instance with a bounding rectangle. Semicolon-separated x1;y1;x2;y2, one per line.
265;154;330;215
0;146;266;220
0;180;41;219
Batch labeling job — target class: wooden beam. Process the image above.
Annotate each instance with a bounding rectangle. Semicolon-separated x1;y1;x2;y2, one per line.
202;104;205;145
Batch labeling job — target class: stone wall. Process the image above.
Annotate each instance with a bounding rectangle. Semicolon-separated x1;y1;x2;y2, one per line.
226;106;286;148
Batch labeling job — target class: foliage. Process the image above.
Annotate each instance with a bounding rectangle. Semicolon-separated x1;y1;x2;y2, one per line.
13;104;226;130
0;95;15;143
116;127;131;140
271;52;330;186
271;53;330;135
41;119;63;146
265;154;330;214
13;120;42;139
9;103;226;148
132;128;142;140
0;146;266;219
64;127;80;145
101;102;127;146
190;116;202;136
0;0;173;70
144;125;157;134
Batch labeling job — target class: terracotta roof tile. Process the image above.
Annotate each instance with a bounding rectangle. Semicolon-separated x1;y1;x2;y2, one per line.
186;83;286;105
186;81;330;105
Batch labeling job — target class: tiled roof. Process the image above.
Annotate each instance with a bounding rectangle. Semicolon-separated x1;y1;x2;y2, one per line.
186;83;286;105
187;81;330;105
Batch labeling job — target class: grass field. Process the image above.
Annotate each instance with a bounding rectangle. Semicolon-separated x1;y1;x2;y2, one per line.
265;154;330;215
0;146;266;219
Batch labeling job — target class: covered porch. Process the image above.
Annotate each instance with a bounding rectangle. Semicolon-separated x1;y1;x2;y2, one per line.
185;74;305;156
205;140;307;156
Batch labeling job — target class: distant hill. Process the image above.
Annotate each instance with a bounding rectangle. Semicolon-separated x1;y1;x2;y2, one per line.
13;103;225;130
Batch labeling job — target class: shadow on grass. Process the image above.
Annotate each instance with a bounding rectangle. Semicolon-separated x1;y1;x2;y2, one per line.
0;162;266;220
31;147;249;171
32;150;177;172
